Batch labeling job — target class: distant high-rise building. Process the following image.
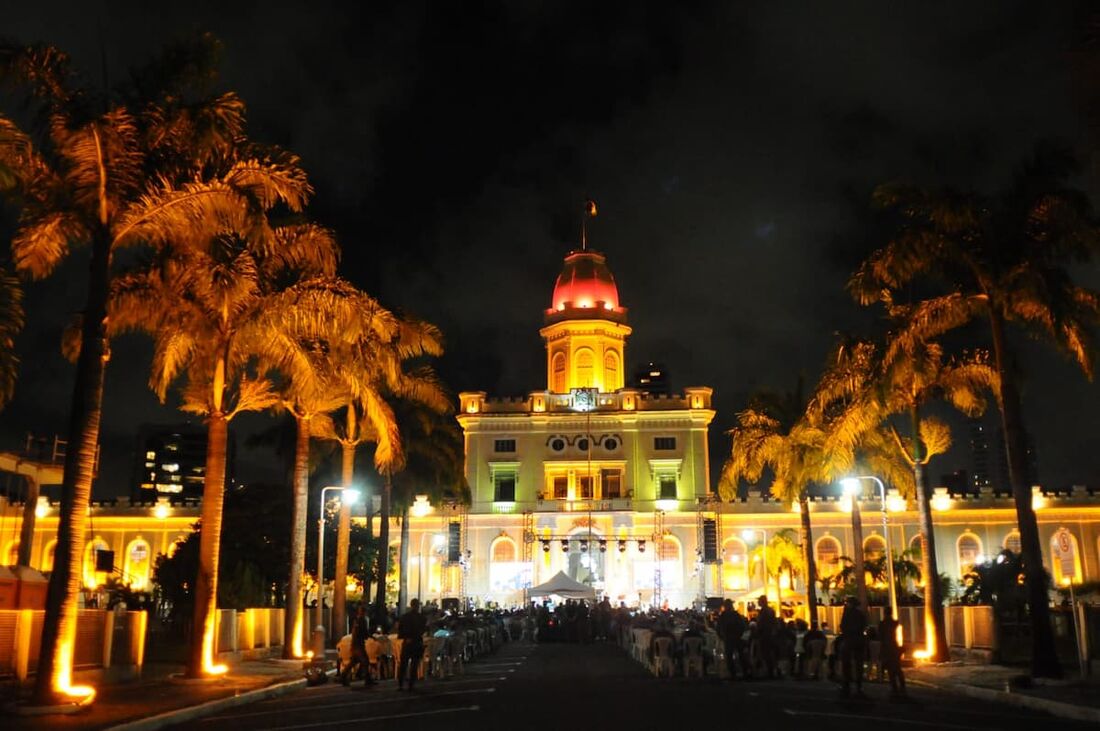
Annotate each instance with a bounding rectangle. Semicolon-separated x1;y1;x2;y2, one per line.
942;469;971;495
994;427;1039;493
969;419;992;491
131;424;232;501
632;362;670;394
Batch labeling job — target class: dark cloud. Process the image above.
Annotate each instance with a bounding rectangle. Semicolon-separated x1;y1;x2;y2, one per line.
3;1;1099;493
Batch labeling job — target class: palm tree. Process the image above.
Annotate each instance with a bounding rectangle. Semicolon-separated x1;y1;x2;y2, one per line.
264;278;443;654
751;528;803;606
849;146;1100;676
388;402;468;612
825;308;998;661
720;382;824;622
0;265;23;410
111;222;332;676
0;38;297;700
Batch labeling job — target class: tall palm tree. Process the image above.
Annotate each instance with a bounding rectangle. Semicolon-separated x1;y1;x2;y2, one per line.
264;278;426;654
111;222;333;676
720;382;824;622
850;147;1100;676
0;38;294;701
826;318;997;661
0;265;22;410
388;402;468;612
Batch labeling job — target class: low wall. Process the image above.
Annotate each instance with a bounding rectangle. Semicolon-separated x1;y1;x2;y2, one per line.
0;608;147;683
213;607;288;659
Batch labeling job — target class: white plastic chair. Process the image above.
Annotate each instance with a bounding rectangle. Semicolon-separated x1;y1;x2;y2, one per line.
652;637;675;677
682;637;705;678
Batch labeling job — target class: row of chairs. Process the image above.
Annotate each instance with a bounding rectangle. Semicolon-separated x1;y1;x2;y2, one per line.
623;627;710;678
338;625;504;683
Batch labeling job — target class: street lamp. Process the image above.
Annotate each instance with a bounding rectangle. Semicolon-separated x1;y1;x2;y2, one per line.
316;486;361;639
841;476;896;619
741;528;768;601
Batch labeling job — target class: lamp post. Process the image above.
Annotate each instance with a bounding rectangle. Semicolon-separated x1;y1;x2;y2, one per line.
841;476;896;619
742;528;768;602
316;486;360;638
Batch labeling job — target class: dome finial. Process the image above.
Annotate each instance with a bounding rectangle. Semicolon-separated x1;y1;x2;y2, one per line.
581;198;598;251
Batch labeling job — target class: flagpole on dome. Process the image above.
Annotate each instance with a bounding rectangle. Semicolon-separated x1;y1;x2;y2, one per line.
581;198;598;250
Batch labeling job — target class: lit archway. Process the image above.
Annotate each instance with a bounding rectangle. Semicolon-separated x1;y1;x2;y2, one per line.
956;533;983;576
603;350;620;391
721;537;748;590
659;535;682;589
552;352;567;393
863;534;886;562
574;348;594;388
41;540;56;572
489;535;521;594
1003;531;1021;555
1050;528;1082;585
4;540;19;565
124;538;152;591
84;537;111;589
815;535;842;578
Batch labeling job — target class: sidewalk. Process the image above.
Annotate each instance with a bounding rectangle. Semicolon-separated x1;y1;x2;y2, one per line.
909;662;1100;724
3;658;311;731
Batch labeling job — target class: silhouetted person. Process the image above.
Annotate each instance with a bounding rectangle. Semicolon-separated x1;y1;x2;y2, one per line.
342;604;373;687
754;595;779;678
717;599;749;679
839;596;867;698
879;615;906;697
397;598;427;691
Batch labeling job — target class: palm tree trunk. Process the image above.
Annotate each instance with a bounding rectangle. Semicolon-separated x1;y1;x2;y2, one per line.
17;476;40;567
282;414;310;659
33;230;110;703
798;495;820;627
372;475;392;627
398;505;410;613
850;497;867;609
910;404;948;661
331;441;354;642
914;461;948;661
187;411;229;677
989;309;1061;678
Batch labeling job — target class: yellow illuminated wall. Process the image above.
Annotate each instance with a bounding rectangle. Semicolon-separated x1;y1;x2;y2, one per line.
541;319;631;393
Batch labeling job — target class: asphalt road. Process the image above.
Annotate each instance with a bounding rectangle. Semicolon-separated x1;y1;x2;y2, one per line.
181;640;1094;730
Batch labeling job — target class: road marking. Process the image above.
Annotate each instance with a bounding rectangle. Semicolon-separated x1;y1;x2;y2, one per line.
200;689;494;722
783;709;974;730
270;705;480;728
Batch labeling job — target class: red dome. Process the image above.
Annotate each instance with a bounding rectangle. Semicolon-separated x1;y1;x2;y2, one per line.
551;250;620;312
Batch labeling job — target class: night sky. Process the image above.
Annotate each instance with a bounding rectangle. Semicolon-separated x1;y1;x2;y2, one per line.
4;2;1100;495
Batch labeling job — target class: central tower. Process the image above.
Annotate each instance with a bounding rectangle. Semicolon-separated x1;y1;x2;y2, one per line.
540;249;632;393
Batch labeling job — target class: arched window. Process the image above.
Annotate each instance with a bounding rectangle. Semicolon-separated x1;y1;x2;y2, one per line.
908;533;923;560
491;536;517;563
815;535;842;577
575;348;594;388
863;535;886;562
125;538;152;591
659;535;682;588
4;540;19;565
957;533;983;575
41;540;56;572
552;352;567;393
1050;528;1082;585
489;535;521;594
721;537;748;591
1003;531;1021;555
604;350;620;391
84;537;111;589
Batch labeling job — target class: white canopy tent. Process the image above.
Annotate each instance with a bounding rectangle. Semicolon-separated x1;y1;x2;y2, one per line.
527;571;596;600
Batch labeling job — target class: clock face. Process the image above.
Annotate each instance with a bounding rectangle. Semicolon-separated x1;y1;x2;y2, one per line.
571;387;598;412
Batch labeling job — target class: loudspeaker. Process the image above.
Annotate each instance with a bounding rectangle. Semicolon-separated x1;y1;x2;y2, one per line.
95;549;115;573
447;522;461;563
702;518;718;562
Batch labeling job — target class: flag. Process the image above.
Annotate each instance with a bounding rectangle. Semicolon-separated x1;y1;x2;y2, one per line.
585;199;598;217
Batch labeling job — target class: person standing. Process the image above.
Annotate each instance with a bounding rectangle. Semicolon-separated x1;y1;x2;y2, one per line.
397;598;427;691
838;596;868;698
879;614;906;698
717;599;749;679
342;604;373;687
754;595;779;678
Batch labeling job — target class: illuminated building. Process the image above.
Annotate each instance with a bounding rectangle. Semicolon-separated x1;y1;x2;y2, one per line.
132;424;230;502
